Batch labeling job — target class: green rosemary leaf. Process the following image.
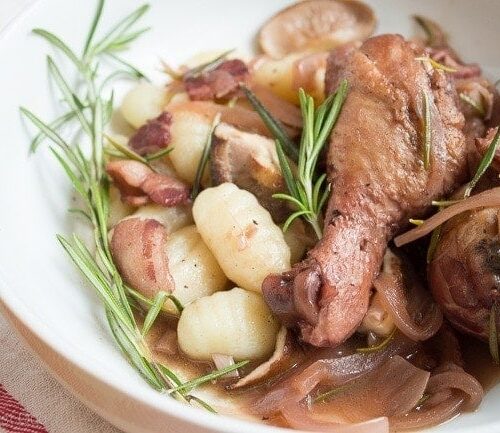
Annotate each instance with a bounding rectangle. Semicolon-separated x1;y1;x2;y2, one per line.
106;309;164;390
186;395;218;413
464;128;500;197
68;208;92;222
103;92;114;125
156;363;183;387
191;113;221;200
415;56;457;73
29;110;78;152
126;286;183;314
273;81;348;240
49;147;87;200
314;80;348;150
312;173;327;214
91;4;150;56
283;210;314;232
318;184;331;215
422;91;432;170
314;384;351;404
21;107;87;176
241;85;298;161
356;327;397;353
105;134;149;165
142;291;169;337
106;53;149;81
426;225;442;264
47;56;92;135
185;49;234;78
272;193;307;211
102;28;151;53
460;93;486;117
489;303;499;365
83;0;105;57
168;360;250;394
145;146;174;161
32;28;82;71
274;139;299;198
409;218;424;226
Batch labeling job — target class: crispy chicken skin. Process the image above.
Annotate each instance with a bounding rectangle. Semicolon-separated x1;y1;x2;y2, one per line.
262;34;468;347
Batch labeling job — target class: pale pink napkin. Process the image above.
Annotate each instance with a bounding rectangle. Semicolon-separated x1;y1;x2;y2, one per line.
0;314;122;433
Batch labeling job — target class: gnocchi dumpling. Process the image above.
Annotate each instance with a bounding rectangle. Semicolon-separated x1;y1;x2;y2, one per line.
177;287;280;360
121;82;167;129
108;185;134;229
131;204;193;234
167;105;213;184
164;225;227;314
192;183;291;292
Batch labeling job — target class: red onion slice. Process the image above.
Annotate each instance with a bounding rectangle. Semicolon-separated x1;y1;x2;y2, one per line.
373;250;442;341
395;187;500;247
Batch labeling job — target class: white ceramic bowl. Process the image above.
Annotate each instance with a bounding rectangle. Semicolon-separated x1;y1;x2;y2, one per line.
1;1;500;432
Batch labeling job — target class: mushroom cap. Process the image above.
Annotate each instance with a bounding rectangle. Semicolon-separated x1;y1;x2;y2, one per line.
210;122;290;222
259;0;376;59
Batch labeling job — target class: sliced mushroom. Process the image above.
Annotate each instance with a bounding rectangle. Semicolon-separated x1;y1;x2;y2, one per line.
231;327;301;389
259;0;376;59
210;122;290;222
110;217;174;298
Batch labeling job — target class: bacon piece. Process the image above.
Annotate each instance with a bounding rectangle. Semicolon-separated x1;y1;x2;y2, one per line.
129;112;172;156
106;160;190;207
111;217;174;298
184;59;249;101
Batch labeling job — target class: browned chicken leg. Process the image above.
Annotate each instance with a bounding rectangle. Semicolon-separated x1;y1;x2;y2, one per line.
262;34;468;347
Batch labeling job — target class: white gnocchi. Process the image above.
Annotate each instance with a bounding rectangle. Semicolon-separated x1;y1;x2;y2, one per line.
120;82;167;129
193;183;291;292
164;225;227;314
177;287;280;360
167;106;213;184
131;204;193;235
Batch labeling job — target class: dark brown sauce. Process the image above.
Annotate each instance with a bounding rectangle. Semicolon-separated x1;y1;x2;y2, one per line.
460;334;500;391
142;312;500;428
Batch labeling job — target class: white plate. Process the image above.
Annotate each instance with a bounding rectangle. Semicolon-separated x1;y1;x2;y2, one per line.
1;1;499;432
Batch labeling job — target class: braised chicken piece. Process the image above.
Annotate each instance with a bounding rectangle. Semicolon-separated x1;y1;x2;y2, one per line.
429;129;500;342
429;206;500;342
263;34;468;347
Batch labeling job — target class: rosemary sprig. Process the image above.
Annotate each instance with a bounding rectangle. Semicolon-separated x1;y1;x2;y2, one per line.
191;113;221;200
422;91;432;170
241;84;299;162
490;303;499;365
168;360;250;394
126;285;183;314
22;0;220;412
184;49;234;79
142;291;169;337
313;384;352;404
464;127;500;197
273;81;348;239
